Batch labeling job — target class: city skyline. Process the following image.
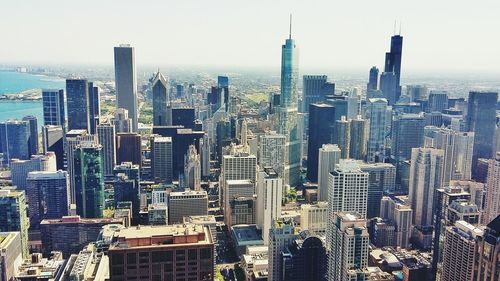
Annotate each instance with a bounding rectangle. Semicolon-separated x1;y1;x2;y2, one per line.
1;1;500;75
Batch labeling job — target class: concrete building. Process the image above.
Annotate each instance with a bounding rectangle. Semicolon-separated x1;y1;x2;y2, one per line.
317;144;341;202
484;152;500;224
258;131;286;179
0;232;23;281
0;189;29;258
349;116;368;160
183;145;201;190
112;108;132;133
114;44;138;131
168;190;208;224
380;196;413;248
151;136;173;183
358;161;396;218
300;202;328;235
256;168;283;245
10;152;57;190
268;218;297;281
108;224;214;281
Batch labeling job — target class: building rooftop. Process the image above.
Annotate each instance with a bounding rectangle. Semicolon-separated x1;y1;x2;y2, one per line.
183;215;217;225
40;215;123;225
231;225;263;244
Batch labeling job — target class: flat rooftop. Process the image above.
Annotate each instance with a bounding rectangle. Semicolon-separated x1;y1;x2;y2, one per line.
231;225;263;243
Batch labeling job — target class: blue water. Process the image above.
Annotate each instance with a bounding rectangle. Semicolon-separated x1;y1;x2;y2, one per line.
0;71;65;122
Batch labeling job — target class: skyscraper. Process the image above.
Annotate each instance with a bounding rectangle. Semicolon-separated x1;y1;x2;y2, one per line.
10;152;56;190
152;71;169;126
42;89;65;128
317;144;341;202
184;145;201;190
384;34;403;102
301;75;334;112
42;125;64;170
474;215;500;281
0;189;29;258
380;196;412;248
66;79;89;132
367;66;379;92
224;179;255;227
73;142;104;218
88;82;100;134
428;91;449;113
97;123;116;177
22;115;38;156
379;71;398;105
114;44;138;131
328;159;369;218
327;212;369;281
256;168;283;245
26;170;70;227
484;152;500;224
409;147;444;228
113;108;133;133
367;98;388;163
277;21;300;187
167;190;208;224
258;131;286;178
281;233;327;281
466;91;498;172
116;132;141;167
0;119;31;165
359;162;396;218
334;116;350;159
307;103;335;182
349;116;368;160
151;137;173;183
269;218;297;281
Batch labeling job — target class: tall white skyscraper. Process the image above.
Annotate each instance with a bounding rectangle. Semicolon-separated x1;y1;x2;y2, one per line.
327;212;369;281
484;152;500;224
221;151;257;209
151;137;173;183
367;98;388;163
256;168;283;245
258;131;286;178
346;88;359;119
409;147;444;228
328;159;369;218
114;44;138;131
97;123;116;177
317;144;341;202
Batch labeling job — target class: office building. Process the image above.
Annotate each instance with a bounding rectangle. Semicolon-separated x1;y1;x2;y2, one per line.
152;71;169;126
349;116;368;160
97;123;116;177
88;82;100;134
391;113;425;163
147;204;168;225
184;145;201;190
221;151;257;198
66;79;89;131
151;136;173;183
367;66;379;92
0;232;23;281
224;179;255;226
407;85;428;102
42;125;64;169
114;44;138;131
441;221;483;281
428;91;449;113
116;132;141;167
327;212;369;281
474;215;500;281
268;218;297;281
65;130;96;202
307;103;335;182
10;152;57;190
256;168;283;245
328;159;369;218
0;189;29;258
73;142;104;218
168;190;208;224
26;170;70;227
384;34;403;103
367;98;388;162
22;115;38;156
258;131;286;178
228;196;256;227
113;173;140;221
276;26;300;187
0;119;30;165
300;202;328;234
113;108;132;133
380;196;413;248
108;224;214;281
317;144;341;202
466;91;498;171
484;153;500;224
409;148;444;228
42;89;65;127
359;162;396;218
281;233;327;281
301;75;334;112
40;215;123;257
380;72;398;105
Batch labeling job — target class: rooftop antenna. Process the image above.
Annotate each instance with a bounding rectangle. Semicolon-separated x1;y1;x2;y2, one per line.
289;14;292;39
399;21;402;35
393;20;396;35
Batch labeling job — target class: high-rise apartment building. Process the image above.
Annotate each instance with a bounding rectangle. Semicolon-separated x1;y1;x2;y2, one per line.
317;144;341;202
380;196;412;248
152;71;169;126
0;232;23;281
367;98;388;163
151;136;173;183
349;116;368;160
168;190;208;224
358;161;396;218
73;142;104;218
334;116;350;159
42;89;66;128
484;152;500;224
256;168;283;245
268;218;297;281
327;212;369;281
114;44;138;131
26;170;70;227
66;79;89;131
258;131;286;178
0;189;29;258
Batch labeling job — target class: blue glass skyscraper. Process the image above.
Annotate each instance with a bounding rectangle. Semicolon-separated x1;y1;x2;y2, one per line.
42;89;66;128
88;82;100;134
66;79;90;132
277;18;300;187
0;119;31;165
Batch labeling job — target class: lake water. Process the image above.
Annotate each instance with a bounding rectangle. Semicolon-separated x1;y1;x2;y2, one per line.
0;71;65;121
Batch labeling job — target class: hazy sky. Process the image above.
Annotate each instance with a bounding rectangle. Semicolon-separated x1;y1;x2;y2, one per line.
1;0;500;74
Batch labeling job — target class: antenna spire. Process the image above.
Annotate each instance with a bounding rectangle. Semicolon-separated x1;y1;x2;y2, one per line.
399;21;402;35
393;20;396;35
289;14;292;39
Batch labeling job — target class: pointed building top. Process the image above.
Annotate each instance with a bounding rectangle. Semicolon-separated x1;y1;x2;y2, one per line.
153;70;168;86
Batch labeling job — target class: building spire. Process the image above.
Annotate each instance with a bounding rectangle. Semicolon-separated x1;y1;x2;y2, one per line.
289;14;292;39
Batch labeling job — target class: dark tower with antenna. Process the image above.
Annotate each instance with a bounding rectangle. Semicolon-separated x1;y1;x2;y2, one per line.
383;26;403;104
